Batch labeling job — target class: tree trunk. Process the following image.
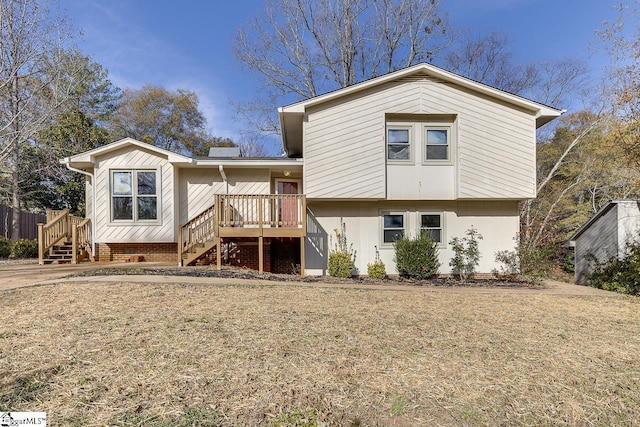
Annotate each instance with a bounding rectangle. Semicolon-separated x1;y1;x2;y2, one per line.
10;71;21;240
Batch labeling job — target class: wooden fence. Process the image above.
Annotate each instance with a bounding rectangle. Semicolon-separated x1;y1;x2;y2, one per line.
0;204;47;240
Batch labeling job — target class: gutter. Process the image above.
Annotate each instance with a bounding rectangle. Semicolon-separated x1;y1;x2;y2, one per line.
218;164;228;194
63;159;96;256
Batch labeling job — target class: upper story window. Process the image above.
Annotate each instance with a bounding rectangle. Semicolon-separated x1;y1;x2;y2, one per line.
111;169;158;222
387;127;411;162
425;128;449;161
386;117;455;165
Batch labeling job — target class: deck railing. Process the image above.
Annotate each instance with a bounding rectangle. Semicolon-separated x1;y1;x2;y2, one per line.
38;209;92;264
178;194;307;267
216;194;306;229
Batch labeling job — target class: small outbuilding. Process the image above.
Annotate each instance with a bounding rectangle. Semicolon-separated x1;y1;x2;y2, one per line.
569;200;640;285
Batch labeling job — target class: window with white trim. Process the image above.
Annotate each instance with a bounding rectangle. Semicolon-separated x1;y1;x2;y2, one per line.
420;213;443;243
386;126;412;161
111;169;158;222
381;211;446;246
386;119;454;165
383;213;405;243
424;128;449;161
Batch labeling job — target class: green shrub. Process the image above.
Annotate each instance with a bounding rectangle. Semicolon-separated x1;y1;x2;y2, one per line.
367;246;386;279
586;242;640;295
11;239;38;259
328;251;355;278
328;219;356;278
393;234;440;279
449;227;483;282
0;237;10;258
493;249;519;277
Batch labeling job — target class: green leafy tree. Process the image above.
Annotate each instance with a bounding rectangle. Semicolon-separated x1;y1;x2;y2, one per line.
108;85;232;156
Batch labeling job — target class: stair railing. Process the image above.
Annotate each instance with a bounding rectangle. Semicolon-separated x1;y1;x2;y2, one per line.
38;210;92;265
178;204;216;266
72;218;92;264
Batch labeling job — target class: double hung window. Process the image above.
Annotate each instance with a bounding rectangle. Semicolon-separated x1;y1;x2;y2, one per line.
111;170;158;222
386;120;453;164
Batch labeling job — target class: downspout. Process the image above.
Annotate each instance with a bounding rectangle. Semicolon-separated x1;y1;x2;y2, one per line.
218;164;228;194
64;161;96;256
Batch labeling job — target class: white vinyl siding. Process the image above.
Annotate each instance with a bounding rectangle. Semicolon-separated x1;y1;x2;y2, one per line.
304;76;536;200
178;168;270;224
94;146;175;243
304;200;520;276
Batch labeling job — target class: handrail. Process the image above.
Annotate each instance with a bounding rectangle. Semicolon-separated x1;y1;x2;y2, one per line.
38;209;92;264
179;204;217;265
217;194;305;229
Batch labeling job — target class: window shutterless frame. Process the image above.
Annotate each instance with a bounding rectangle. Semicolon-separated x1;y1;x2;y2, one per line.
423;125;452;164
419;212;444;245
386;124;413;163
381;212;405;244
110;169;159;223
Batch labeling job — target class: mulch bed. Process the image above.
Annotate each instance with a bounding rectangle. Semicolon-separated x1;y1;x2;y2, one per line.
74;265;544;288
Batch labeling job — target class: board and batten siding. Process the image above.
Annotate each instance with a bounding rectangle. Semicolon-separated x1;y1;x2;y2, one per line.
574;205;618;285
94;146;175;243
303;76;536;200
178;168;271;224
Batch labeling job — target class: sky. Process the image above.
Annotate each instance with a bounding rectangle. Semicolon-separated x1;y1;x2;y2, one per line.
58;0;621;144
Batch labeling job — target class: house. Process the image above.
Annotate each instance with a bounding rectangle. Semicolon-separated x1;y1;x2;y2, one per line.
42;63;563;275
569;200;640;285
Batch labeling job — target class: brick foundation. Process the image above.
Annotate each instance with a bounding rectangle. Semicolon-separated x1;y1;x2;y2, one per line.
271;237;301;274
221;237;300;273
96;242;178;262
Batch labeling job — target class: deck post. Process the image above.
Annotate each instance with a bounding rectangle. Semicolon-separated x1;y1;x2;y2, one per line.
300;236;305;276
258;236;264;273
177;226;183;267
215;195;222;270
38;223;44;265
71;226;78;264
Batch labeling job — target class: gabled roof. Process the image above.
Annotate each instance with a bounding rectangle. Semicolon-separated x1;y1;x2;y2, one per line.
278;62;565;157
60;137;303;170
61;138;194;168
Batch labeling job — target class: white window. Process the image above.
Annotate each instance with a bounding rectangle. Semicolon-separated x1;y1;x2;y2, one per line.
111;170;158;222
383;213;405;243
386;119;454;165
381;211;445;246
424;128;449;161
420;213;443;243
387;126;412;162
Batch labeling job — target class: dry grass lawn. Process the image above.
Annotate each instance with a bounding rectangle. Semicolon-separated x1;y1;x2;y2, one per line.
1;281;639;426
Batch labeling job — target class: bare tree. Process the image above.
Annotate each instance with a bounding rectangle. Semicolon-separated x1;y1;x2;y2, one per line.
0;0;76;239
444;31;588;108
233;0;455;134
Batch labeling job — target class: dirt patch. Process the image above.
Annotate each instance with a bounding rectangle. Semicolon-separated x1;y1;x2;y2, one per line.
1;282;638;425
74;265;544;289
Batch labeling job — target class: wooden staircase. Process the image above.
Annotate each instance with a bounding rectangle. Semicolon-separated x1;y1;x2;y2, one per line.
38;209;92;265
42;241;74;264
179;204;217;266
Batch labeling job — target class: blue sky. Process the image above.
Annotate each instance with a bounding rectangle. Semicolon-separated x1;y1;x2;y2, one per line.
59;0;619;141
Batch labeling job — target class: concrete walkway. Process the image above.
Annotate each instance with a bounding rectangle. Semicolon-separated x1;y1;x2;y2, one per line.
0;262;623;297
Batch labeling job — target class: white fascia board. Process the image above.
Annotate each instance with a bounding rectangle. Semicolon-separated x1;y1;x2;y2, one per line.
280;63;564;117
194;158;303;168
65;137;193;165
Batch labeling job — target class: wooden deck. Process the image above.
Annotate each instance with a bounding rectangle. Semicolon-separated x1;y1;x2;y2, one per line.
179;194;306;274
